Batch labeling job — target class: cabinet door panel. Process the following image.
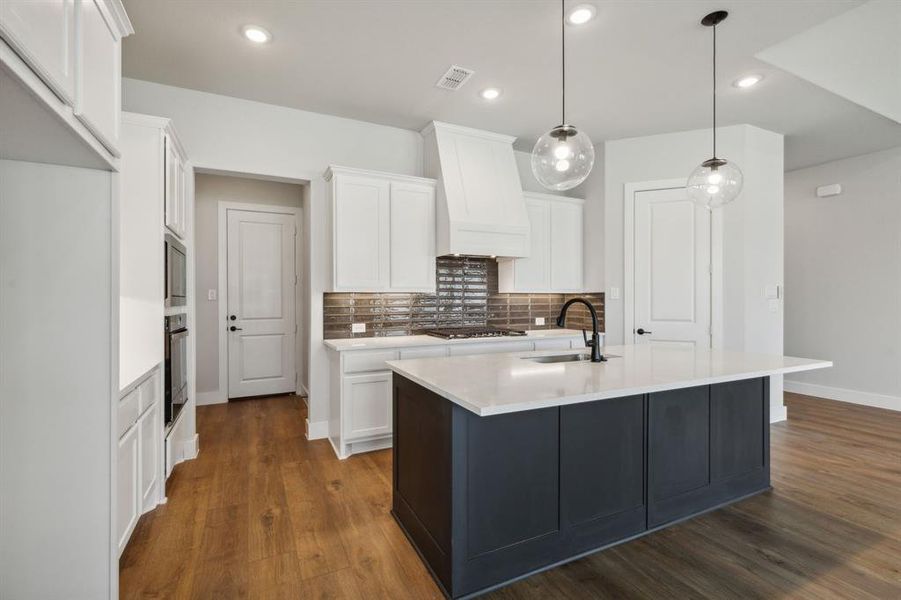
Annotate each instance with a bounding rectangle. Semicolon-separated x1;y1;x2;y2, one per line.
117;426;139;554
648;385;710;501
74;0;119;151
711;378;765;481
549;201;583;291
334;175;390;290
164;138;179;234
465;407;559;558
139;402;160;511
561;395;645;526
0;0;76;103
513;199;550;291
389;182;435;291
344;372;392;440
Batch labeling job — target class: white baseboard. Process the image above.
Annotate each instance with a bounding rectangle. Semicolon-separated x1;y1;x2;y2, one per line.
299;382;309;397
784;380;901;412
770;403;787;424
306;418;328;440
182;433;199;460
196;390;227;406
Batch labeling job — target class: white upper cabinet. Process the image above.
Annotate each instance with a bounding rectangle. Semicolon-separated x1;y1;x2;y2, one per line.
0;0;131;165
498;193;584;293
332;172;391;291
549;199;584;292
74;0;122;153
327;166;436;293
0;0;76;103
390;181;436;291
163;132;188;239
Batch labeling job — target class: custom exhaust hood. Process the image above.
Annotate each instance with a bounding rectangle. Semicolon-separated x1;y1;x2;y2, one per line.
421;121;531;258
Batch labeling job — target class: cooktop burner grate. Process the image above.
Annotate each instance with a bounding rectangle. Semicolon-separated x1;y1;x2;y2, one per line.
424;327;527;340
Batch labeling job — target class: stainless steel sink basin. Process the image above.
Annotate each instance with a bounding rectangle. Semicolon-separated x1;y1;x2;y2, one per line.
524;353;619;364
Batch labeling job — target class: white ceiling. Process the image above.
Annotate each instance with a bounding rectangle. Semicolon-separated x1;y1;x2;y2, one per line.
121;0;901;171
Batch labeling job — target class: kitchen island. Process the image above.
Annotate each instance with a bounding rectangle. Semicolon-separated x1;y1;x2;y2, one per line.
387;344;830;599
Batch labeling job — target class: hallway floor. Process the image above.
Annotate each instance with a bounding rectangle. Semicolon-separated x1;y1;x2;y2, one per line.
120;393;901;599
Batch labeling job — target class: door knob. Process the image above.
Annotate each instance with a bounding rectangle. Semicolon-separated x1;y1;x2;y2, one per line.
230;325;243;332
636;328;652;335
229;315;237;321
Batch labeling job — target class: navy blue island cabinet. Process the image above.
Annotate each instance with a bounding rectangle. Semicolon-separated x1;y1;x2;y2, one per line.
391;375;770;599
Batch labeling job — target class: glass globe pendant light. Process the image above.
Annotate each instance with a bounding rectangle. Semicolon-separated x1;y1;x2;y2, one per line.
531;0;595;191
687;10;743;210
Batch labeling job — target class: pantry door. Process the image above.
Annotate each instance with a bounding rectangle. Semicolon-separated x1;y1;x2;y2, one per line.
630;185;711;349
226;208;297;398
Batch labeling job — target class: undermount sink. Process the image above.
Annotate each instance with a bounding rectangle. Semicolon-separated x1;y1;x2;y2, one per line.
524;353;619;364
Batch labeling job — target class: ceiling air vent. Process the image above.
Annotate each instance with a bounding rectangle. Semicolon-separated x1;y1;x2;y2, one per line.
435;65;474;91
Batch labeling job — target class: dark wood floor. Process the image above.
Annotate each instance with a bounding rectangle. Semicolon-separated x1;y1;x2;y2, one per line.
120;393;901;599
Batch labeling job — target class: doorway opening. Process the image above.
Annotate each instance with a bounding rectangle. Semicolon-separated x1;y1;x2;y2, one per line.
192;172;307;405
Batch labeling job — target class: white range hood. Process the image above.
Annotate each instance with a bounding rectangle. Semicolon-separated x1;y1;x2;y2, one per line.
421;121;531;258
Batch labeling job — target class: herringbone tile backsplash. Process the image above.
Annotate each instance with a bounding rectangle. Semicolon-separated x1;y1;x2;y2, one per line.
324;257;603;339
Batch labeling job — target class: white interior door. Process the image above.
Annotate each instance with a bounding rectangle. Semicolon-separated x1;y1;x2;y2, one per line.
633;187;710;348
227;209;296;398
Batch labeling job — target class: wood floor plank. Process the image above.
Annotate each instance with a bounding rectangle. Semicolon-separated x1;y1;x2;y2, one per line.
121;392;901;599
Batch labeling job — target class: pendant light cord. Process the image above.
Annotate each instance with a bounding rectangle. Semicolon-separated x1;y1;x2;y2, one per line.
561;0;565;125
712;22;717;158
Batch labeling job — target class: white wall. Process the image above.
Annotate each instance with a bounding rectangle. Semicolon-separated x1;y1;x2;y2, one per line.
604;125;786;419
122;78;423;435
784;146;901;411
193;173;304;400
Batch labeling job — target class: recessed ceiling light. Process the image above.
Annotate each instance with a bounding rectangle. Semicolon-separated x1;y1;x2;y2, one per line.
734;74;763;89
242;25;271;44
480;88;502;101
567;4;596;25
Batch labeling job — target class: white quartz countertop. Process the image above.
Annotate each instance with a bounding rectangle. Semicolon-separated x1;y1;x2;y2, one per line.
386;344;832;416
323;329;591;351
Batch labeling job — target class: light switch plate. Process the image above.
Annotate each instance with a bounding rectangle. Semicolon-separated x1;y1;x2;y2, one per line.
208;289;217;301
352;323;366;334
609;287;621;300
535;317;545;326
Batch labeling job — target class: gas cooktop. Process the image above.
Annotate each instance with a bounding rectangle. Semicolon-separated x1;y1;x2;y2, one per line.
424;327;527;340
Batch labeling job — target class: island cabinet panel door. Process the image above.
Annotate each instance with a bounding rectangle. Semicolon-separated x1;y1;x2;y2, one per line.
647;384;711;527
560;396;647;551
710;378;769;485
463;408;560;560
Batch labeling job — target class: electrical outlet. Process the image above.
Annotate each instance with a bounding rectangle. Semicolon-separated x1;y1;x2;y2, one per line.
351;323;366;334
208;289;217;301
535;317;545;326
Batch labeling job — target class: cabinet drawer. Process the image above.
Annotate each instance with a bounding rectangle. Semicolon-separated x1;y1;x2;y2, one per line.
138;372;158;414
399;346;447;360
448;340;534;356
533;338;576;352
117;388;139;438
343;349;398;373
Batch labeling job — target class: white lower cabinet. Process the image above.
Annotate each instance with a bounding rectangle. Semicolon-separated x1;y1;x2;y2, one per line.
343;372;393;441
328;336;587;458
117;369;163;556
116;424;138;554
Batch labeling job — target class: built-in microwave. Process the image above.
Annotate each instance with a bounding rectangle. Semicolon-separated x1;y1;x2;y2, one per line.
165;233;187;308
